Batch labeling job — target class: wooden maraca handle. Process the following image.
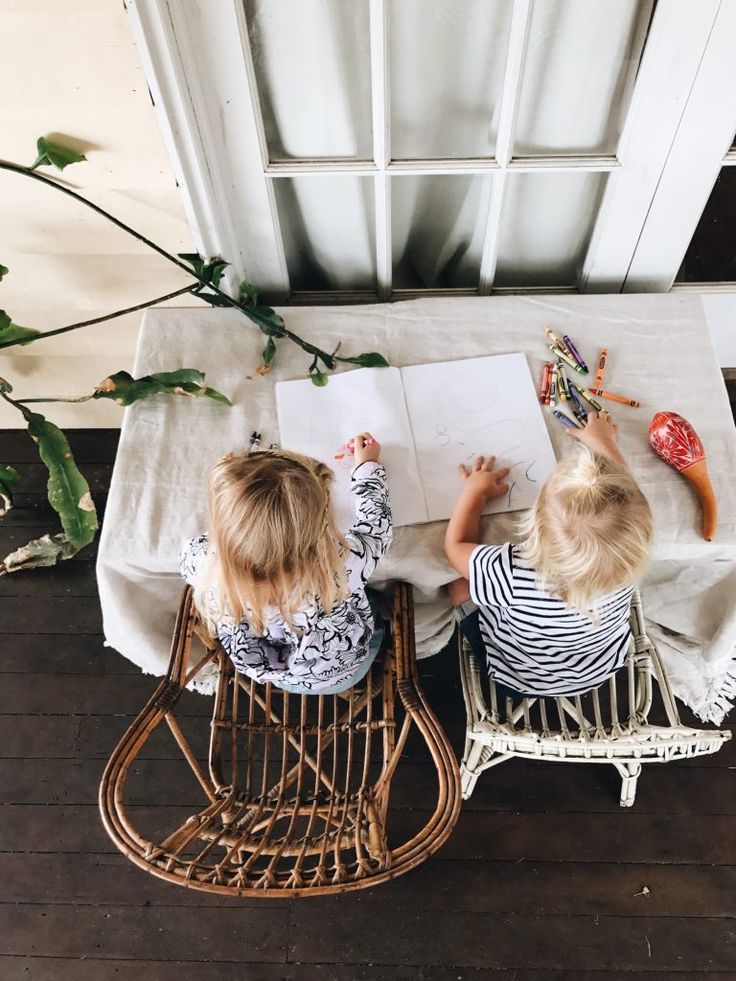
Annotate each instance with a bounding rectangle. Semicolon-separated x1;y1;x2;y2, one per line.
682;458;717;542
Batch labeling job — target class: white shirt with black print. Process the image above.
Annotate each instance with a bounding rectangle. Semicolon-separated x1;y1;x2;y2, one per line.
179;461;393;692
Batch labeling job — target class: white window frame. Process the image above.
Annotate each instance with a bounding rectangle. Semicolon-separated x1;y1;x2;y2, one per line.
127;0;736;301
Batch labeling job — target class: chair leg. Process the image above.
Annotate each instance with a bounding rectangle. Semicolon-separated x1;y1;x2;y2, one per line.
460;737;486;800
615;761;642;807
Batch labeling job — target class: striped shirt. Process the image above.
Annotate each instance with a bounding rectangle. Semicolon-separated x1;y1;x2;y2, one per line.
468;543;633;696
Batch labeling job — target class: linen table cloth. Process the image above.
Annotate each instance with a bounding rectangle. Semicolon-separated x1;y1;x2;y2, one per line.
96;295;736;721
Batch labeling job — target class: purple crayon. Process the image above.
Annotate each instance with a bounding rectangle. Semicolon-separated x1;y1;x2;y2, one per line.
563;335;588;373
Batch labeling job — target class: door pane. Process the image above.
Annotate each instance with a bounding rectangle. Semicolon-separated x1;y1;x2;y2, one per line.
272;177;376;290
495;173;607;286
390;0;513;160
513;0;654;156
676;167;736;283
245;0;373;160
392;175;492;288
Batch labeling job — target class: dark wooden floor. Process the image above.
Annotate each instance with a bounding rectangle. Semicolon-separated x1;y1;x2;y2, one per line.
1;426;735;981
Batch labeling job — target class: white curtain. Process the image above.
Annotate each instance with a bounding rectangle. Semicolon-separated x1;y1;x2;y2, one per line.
245;0;653;291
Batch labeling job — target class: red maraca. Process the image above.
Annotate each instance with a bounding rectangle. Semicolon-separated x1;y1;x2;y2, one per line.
649;411;717;541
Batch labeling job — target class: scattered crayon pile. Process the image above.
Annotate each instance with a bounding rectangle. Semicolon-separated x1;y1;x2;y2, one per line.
538;327;640;431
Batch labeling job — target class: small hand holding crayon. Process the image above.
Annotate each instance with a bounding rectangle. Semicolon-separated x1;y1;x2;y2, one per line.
335;432;381;465
458;454;511;502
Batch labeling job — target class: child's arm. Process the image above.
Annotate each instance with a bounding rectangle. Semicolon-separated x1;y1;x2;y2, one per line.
345;432;393;583
444;455;510;577
567;411;629;469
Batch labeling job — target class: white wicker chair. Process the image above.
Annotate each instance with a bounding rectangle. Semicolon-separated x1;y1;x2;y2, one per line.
459;588;731;807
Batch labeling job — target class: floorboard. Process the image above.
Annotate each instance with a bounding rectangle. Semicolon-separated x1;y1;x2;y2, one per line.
1;426;734;977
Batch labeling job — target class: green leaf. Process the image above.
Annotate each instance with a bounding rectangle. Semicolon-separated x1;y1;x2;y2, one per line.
0;264;8;281
92;369;232;407
339;352;390;368
0;310;41;347
178;253;229;287
32;136;87;171
310;371;329;387
27;413;98;550
0;376;13;394
243;305;287;338
1;532;80;575
239;280;260;306
262;336;277;366
0;464;20;517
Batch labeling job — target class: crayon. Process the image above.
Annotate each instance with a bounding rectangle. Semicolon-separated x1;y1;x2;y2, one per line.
548;344;586;375
247;431;261;454
549;367;557;403
589;388;640;408
544;326;572;357
539;362;552;403
555;363;567;402
563;335;589;373
568;384;588;422
573;383;603;412
553;409;580;430
593;348;608;391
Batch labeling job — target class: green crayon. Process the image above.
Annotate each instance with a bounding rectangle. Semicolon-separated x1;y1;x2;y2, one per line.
548;344;586;375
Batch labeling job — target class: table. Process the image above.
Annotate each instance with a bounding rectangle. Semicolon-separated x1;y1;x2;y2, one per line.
96;294;736;720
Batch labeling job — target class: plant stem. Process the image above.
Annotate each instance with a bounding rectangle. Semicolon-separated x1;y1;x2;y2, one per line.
17;395;93;404
0;387;32;421
0;284;197;351
0;159;342;367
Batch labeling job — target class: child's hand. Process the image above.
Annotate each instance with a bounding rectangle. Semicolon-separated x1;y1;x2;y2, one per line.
567;411;629;468
458;455;511;501
352;432;381;465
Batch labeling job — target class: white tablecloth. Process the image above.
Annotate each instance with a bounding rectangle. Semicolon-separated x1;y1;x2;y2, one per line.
96;295;736;721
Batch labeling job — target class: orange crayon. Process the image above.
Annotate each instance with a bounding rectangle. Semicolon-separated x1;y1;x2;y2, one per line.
589;388;640;408
543;326;572;358
593;349;608;391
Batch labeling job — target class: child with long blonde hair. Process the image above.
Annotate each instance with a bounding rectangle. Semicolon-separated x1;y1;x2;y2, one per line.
444;412;653;696
180;432;392;693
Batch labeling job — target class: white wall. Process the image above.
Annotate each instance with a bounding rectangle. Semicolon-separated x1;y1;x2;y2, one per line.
0;0;195;429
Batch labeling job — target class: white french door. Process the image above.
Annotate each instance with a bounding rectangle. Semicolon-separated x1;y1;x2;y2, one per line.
127;0;736;302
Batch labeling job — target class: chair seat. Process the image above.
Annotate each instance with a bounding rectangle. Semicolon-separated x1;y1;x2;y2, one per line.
99;583;461;896
459;587;731;807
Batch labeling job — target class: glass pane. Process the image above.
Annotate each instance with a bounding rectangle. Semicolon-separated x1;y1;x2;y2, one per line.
676;168;736;283
390;0;513;159
245;0;372;160
272;176;376;290
392;175;491;288
495;173;607;287
513;0;654;156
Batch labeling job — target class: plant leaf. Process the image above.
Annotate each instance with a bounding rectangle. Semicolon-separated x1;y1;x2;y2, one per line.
339;352;390;368
0;464;20;517
262;336;277;366
32;136;87;171
0;264;8;281
310;371;329;387
243;305;287;338
239;280;260;306
1;532;79;575
92;369;232;407
194;291;236;308
178;253;229;287
0;310;41;347
27;413;98;550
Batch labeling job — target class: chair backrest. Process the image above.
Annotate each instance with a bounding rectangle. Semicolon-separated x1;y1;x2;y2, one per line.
99;583;461;896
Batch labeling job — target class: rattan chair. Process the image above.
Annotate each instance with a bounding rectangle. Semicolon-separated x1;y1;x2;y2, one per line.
100;583;461;896
459;587;731;807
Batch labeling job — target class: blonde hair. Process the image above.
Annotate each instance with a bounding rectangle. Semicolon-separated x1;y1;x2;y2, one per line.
195;449;348;635
519;446;653;614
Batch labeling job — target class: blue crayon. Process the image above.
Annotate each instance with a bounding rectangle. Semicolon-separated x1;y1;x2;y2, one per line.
553;409;579;430
568;384;588;421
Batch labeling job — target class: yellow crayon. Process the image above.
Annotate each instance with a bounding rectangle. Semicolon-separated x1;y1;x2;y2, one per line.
555;363;567;401
574;383;603;412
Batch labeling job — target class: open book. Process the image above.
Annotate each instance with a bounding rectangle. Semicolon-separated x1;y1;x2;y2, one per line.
275;354;557;529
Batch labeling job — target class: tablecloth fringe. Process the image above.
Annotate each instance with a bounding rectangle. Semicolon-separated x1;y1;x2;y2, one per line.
696;644;736;726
